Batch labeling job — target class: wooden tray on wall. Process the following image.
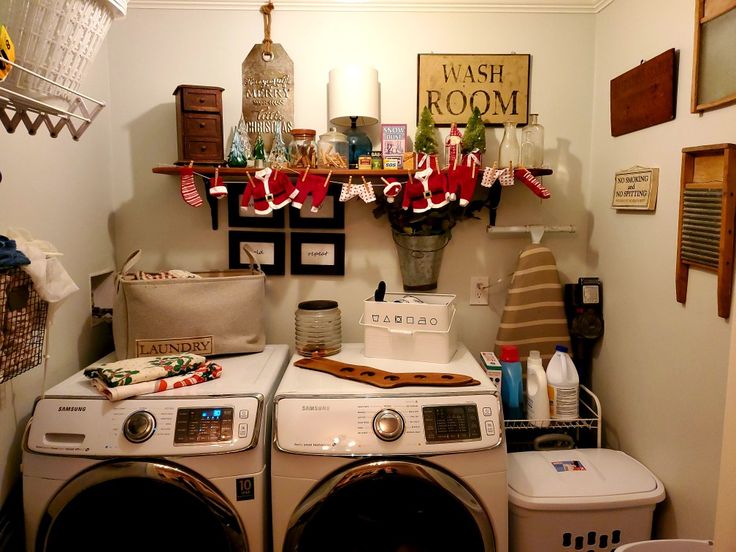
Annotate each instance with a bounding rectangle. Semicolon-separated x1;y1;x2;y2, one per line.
610;48;677;137
676;144;736;318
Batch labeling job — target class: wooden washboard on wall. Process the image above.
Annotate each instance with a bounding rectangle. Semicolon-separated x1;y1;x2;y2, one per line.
676;144;736;318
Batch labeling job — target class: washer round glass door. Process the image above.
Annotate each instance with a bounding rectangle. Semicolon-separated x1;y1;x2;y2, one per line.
35;460;246;552
283;459;495;552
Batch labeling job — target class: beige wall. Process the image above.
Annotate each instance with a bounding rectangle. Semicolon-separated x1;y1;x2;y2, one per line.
0;44;115;504
589;0;736;539
1;0;733;542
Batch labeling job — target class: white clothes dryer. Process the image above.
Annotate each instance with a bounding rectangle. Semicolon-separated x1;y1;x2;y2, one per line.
271;343;508;552
23;345;290;552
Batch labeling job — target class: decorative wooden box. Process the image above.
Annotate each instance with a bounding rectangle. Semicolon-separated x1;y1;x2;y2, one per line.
676;143;736;318
173;84;224;165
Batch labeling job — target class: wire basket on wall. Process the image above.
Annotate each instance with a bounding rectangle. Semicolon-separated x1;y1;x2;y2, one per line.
0;267;49;384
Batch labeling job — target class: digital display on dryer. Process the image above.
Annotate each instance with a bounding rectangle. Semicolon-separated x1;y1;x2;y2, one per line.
422;405;481;443
174;407;233;444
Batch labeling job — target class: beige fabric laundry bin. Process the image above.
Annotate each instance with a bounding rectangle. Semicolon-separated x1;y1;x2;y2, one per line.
507;448;665;552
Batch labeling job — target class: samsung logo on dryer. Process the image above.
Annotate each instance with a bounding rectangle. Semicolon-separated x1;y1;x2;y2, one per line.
58;406;86;412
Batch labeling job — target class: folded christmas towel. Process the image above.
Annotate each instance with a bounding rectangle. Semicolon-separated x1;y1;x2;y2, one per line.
90;360;222;401
83;354;206;387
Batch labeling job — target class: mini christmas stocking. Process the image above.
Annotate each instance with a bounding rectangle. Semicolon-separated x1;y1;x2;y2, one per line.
209;167;227;199
514;168;551;199
180;165;203;207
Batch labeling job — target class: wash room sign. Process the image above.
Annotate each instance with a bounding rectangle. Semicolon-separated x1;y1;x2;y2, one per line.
417;53;530;126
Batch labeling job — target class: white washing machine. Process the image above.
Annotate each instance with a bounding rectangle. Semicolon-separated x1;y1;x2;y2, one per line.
22;344;290;552
271;343;508;552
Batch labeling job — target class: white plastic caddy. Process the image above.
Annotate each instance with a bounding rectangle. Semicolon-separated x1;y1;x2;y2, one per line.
360;292;457;363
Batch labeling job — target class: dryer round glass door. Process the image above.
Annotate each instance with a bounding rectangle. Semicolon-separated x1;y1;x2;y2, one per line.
283;459;496;552
35;459;247;552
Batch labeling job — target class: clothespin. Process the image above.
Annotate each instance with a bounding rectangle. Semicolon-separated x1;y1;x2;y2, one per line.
361;175;371;192
302;167;310;182
347;175;353;192
324;170;332;187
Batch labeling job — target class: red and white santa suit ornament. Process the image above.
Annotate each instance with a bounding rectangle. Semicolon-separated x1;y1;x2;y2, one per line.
446;164;476;207
402;168;449;213
415;151;442;173
290;170;332;212
241;167;295;215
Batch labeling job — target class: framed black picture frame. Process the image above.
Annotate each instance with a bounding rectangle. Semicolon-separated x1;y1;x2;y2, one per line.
227;182;286;228
288;187;345;229
290;232;345;276
228;231;286;276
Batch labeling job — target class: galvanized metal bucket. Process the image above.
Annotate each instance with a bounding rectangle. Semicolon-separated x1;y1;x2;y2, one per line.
392;230;451;291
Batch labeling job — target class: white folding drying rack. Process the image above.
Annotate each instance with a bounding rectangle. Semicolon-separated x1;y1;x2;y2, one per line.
0;58;105;140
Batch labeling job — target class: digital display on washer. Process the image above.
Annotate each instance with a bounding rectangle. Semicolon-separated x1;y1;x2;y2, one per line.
422;405;481;442
174;407;233;444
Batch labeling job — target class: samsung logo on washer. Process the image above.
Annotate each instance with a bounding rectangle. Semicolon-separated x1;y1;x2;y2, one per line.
58;406;86;412
302;405;330;412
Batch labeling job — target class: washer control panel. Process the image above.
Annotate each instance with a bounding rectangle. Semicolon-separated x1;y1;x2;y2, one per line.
275;393;501;455
174;407;234;444
27;397;260;456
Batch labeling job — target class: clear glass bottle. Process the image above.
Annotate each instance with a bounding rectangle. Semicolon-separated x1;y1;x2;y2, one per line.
295;300;342;357
498;121;520;168
520;113;545;168
289;129;318;169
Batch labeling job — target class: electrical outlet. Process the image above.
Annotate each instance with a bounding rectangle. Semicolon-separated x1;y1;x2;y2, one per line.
470;276;490;305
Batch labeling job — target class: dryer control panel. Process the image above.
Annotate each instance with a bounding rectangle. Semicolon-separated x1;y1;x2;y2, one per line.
27;396;261;457
275;393;502;455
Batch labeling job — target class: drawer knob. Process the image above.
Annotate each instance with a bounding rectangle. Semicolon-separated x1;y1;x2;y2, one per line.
199;98;205;103
199;122;206;128
200;145;207;152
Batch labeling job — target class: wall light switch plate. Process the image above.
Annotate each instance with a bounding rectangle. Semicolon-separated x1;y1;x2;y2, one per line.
470;276;489;305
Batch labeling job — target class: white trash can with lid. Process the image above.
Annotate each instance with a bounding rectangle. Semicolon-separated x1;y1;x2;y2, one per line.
507;448;665;552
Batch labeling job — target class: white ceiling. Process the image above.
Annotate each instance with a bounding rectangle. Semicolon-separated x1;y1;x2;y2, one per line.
127;0;615;13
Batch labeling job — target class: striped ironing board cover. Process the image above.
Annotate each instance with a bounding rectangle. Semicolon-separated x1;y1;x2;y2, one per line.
494;244;571;362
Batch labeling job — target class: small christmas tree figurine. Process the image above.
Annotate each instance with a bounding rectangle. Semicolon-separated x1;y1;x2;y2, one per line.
253;134;266;169
227;128;247;167
268;121;289;169
415;106;439;170
445;122;463;170
462;106;486;156
237;115;253;166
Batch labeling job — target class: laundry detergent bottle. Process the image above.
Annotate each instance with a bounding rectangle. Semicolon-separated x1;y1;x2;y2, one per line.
499;345;523;419
526;350;550;427
546;344;579;420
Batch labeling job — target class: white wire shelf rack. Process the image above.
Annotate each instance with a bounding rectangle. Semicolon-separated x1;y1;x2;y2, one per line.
0;58;105;140
503;384;602;447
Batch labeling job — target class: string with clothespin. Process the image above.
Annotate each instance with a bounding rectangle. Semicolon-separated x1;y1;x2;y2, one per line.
260;1;275;61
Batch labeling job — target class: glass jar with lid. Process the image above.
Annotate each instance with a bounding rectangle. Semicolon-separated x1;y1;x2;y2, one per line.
289;129;318;169
317;128;348;169
295;300;342;357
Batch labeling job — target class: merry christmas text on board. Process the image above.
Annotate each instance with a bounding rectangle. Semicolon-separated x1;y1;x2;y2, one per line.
242;43;294;150
417;53;529;126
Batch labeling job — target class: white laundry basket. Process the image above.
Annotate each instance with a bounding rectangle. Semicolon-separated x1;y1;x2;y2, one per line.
507;449;666;552
0;0;125;101
615;540;713;551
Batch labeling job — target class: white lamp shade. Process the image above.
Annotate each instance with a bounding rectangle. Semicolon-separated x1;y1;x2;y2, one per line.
328;65;380;127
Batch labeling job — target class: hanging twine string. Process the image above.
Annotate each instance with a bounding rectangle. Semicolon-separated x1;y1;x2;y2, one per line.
260;1;275;59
